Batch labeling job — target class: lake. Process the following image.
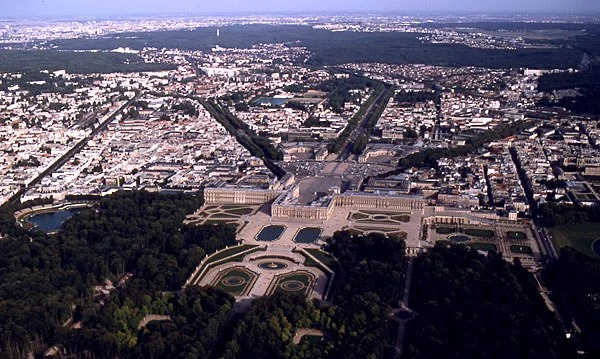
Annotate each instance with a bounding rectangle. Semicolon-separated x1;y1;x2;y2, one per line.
27;209;80;232
593;239;600;258
253;97;289;107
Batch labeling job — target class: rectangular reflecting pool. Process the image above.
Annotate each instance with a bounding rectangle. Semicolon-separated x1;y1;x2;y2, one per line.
256;225;286;241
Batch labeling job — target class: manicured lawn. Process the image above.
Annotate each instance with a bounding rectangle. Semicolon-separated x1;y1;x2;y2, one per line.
355;226;398;233
510;245;533;255
205;220;238;228
305;248;336;268
507;231;527;240
551;222;600;259
215;268;254;295
436;227;455;234
210;213;239;219
274;272;314;296
207;244;259;263
357;219;401;225
468;243;497;252
225;207;254;215
350;212;369;220
284;273;312;285
391;214;411;222
464;228;495;238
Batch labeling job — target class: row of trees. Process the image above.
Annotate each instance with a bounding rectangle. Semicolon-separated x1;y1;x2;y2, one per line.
394;89;440;105
202;100;284;162
327;84;385;154
0;50;176;74
350;84;396;155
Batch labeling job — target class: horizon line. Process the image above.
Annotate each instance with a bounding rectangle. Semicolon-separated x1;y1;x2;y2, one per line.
1;10;600;22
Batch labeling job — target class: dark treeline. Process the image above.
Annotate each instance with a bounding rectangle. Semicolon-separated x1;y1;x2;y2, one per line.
404;243;573;359
327;85;385;154
171;101;199;116
539;202;600;227
0;50;175;74
350;85;395;155
421;22;600;32
537;65;600;115
220;231;406;358
0;191;238;357
202;100;284;162
544;249;600;356
394;89;440;105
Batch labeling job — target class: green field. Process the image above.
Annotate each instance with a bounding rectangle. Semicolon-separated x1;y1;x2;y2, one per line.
551;222;600;259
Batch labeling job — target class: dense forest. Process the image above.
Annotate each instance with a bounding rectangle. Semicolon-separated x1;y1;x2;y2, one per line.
537;65;600;115
0;191;238;357
544;249;600;356
220;231;406;358
404;243;573;359
0;50;175;74
57;286;234;358
42;24;586;70
313;74;378;113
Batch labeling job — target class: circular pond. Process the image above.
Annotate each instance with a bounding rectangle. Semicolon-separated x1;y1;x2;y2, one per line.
593;239;600;257
221;276;247;287
280;280;306;291
258;261;288;270
448;235;469;242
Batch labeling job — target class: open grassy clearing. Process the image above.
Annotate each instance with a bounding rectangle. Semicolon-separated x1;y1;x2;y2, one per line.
551;222;600;259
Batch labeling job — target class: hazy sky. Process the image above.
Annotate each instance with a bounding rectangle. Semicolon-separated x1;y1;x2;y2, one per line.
2;0;599;18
